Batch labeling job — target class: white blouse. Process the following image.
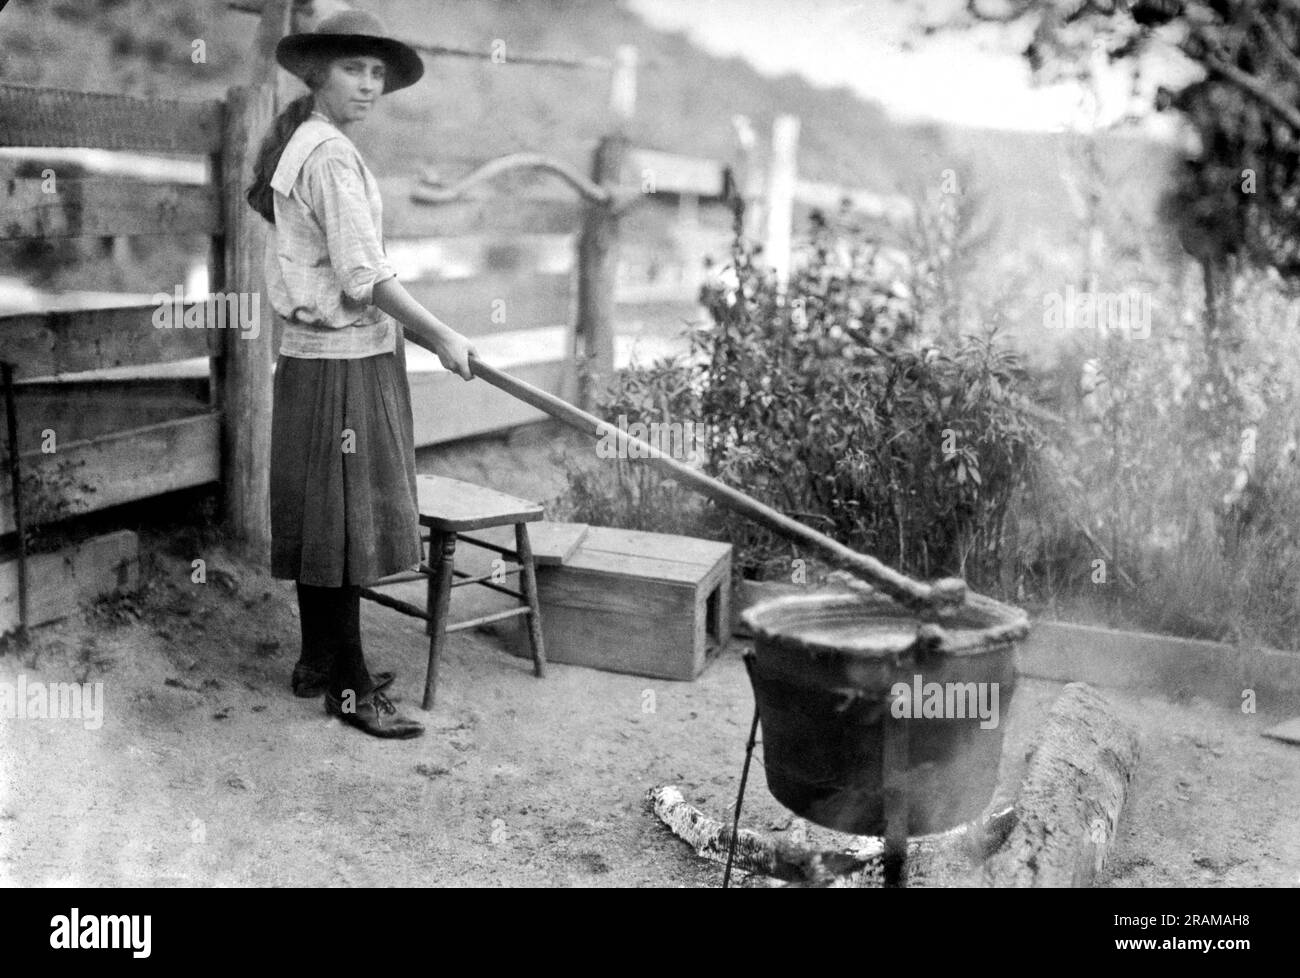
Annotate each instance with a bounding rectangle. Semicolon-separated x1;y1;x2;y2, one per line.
264;112;400;358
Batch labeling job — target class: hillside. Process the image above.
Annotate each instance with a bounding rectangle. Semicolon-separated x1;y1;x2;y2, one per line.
0;0;933;184
0;0;1183;330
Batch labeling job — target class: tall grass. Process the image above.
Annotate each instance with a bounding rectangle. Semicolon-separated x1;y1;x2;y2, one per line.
1020;261;1300;648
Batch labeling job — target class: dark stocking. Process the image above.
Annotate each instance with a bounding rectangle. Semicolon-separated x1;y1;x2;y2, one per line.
295;582;372;699
327;583;372;699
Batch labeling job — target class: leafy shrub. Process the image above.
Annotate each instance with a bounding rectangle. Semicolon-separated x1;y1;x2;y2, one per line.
548;356;716;540
693;220;1041;585
558;207;1043;590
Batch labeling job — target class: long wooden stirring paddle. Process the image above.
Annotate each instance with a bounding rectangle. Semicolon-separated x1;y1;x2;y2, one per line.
467;354;970;616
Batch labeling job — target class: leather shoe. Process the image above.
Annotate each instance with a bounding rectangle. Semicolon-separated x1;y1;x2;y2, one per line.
292;664;394;698
324;685;424;739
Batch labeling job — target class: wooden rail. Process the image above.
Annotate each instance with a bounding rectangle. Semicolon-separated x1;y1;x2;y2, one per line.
1;305;218;378
0;178;221;240
0;71;232;548
0;413;222;537
0;83;224;154
0;0;914;565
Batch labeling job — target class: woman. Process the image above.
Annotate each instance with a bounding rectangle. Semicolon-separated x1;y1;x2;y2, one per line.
245;9;476;739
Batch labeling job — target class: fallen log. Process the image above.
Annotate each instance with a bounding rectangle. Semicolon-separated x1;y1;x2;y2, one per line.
646;785;1016;886
982;682;1140;887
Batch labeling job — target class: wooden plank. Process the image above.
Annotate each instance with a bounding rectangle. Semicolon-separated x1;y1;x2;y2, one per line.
402;271;574;338
0;83;224;155
0;146;208;184
1018;619;1300;714
381;187;583;238
464;521;589;566
9;377;209;416
1262;717;1300;746
615;282;705;305
562;547;720;585
386;233;574;282
538;563;727;639
3;383;210;452
0;413;221;535
7;358;213;383
415;474;543;532
0;177;221;240
0;530;138;635
407;357;573;446
535;565;694;616
532;572;700;679
571;526;732;576
0;304;219;378
626;147;728;198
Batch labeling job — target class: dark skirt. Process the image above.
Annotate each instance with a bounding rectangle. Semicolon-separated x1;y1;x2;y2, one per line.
269;343;423;587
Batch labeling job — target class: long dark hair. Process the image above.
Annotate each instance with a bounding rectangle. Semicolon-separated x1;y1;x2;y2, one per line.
245;63;326;224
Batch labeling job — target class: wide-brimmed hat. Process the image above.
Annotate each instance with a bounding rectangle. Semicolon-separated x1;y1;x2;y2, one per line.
276;9;424;93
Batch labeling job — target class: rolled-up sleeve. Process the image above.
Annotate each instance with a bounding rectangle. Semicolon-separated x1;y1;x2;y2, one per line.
304;144;396;307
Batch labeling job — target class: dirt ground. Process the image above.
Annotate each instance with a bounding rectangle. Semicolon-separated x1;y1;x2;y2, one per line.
1;424;1298;887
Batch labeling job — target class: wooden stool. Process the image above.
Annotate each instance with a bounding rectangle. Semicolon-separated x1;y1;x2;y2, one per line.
360;474;547;709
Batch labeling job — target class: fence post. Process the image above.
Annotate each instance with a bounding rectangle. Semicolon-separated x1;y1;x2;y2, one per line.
730;114;764;243
576;46;636;409
577;135;625;409
609;44;637;122
217;0;287;563
218;84;276;565
765;114;800;290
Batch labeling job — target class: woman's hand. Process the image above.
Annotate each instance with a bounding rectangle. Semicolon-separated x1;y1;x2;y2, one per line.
435;330;477;381
372;278;478;381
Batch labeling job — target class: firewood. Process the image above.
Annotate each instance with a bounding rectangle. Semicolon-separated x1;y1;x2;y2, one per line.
646;785;1016;886
982;682;1140;887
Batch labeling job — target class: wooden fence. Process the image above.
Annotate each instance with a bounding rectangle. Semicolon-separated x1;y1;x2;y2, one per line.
0;0;909;569
0;83;227;541
0;0;739;562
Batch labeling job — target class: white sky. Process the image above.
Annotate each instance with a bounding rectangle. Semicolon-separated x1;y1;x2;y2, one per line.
625;0;1196;137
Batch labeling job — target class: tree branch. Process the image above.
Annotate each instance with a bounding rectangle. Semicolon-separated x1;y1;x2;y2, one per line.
1247;6;1300;88
1189;36;1300;132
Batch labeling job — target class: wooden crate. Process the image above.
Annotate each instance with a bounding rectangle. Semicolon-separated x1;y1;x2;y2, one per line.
510;525;731;681
460;521;589;567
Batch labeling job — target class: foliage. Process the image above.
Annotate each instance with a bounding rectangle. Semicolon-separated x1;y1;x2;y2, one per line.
935;0;1300;279
548;356;717;540
897;163;1001;341
694;214;1042;585
558;203;1044;590
1016;256;1300;647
